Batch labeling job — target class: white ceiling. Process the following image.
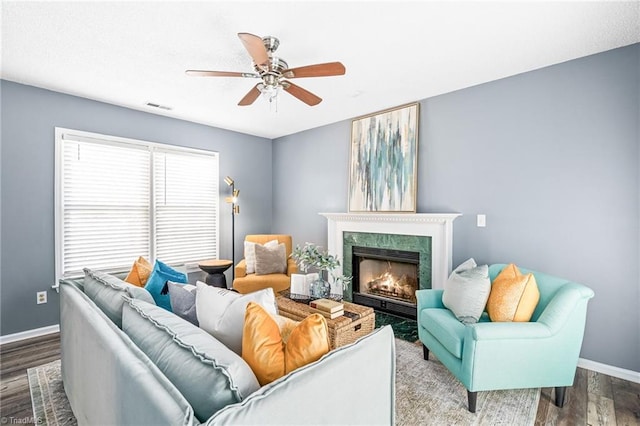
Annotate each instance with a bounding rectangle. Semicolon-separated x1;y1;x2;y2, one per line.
2;1;639;139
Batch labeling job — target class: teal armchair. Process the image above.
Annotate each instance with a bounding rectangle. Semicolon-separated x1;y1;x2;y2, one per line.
416;264;594;412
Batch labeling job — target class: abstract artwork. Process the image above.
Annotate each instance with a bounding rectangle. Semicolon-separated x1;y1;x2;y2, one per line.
349;102;419;212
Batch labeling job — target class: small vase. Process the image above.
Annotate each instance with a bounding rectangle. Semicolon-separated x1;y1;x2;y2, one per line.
310;271;331;300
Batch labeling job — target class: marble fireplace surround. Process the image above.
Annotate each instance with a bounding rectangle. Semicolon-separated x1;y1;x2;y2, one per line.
320;213;461;291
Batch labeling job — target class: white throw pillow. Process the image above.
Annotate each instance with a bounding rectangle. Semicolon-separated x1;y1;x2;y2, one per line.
442;258;491;324
195;282;278;354
244;239;279;274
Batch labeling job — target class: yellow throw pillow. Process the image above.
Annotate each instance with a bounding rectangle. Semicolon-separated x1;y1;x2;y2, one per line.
487;264;540;322
242;302;330;386
124;256;153;287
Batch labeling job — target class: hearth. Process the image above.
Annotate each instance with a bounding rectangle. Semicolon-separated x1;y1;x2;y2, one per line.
352;246;419;319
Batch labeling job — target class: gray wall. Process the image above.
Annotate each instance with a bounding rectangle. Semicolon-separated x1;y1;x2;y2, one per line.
0;80;272;335
273;44;640;372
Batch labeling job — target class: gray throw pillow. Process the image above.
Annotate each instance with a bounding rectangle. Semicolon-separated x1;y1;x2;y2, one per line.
244;239;279;274
167;281;198;326
254;242;287;275
442;258;491;324
83;268;155;328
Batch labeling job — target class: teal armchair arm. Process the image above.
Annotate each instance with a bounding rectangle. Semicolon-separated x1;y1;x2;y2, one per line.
415;289;445;311
537;282;595;332
468;321;552;340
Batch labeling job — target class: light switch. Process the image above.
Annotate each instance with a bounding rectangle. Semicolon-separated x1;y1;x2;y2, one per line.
477;214;486;227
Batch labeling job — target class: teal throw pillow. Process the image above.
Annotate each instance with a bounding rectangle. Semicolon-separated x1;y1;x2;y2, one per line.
145;260;188;311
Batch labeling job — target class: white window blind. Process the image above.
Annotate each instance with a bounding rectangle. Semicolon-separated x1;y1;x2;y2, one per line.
153;150;218;265
55;128;219;280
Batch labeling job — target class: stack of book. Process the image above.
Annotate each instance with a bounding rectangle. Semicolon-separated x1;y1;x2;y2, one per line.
309;298;344;319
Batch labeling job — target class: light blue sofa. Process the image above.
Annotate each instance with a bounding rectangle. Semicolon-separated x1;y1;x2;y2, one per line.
60;272;396;425
416;264;594;412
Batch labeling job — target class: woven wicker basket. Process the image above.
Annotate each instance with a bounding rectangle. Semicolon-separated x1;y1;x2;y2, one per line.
276;294;375;349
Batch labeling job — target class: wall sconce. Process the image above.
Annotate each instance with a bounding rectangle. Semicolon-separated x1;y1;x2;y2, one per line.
225;176;240;281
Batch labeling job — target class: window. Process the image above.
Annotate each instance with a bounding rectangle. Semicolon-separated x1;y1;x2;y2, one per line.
55;128;219;280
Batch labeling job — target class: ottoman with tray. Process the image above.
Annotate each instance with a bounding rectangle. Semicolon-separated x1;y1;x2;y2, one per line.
276;292;375;349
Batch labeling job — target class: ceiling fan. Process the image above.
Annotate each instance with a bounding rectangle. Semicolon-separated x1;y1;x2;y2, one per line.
186;33;346;107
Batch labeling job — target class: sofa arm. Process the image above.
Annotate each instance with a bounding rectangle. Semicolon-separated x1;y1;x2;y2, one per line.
235;260;247;278
416;289;445;311
207;326;395;425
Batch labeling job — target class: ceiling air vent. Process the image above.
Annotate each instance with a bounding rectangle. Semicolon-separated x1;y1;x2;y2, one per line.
146;102;172;111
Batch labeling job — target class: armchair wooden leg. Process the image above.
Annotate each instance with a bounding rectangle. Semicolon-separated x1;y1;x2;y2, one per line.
467;391;477;413
422;345;429;360
554;386;566;408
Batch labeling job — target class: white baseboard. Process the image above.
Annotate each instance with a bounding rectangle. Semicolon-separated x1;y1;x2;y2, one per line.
578;357;640;383
0;324;60;345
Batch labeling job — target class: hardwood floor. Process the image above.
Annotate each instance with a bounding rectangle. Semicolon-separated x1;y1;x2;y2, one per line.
1;333;638;425
1;333;60;426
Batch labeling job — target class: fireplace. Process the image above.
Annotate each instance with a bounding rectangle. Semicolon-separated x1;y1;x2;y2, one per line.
352;246;419;319
320;212;460;316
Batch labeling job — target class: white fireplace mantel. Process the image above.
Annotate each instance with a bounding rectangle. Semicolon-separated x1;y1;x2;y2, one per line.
320;213;461;290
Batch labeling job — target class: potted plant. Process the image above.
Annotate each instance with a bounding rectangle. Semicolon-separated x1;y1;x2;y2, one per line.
291;242;352;300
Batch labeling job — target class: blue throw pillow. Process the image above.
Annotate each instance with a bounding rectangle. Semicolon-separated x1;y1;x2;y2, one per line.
145;260;188;311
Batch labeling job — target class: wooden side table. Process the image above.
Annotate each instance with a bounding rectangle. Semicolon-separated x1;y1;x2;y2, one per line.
198;259;233;288
276;293;375;349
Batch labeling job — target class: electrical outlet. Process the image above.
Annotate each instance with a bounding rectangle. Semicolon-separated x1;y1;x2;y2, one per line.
37;291;47;304
477;214;487;227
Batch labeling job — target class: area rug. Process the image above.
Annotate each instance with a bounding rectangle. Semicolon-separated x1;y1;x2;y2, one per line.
29;342;539;426
394;338;540;425
27;360;77;426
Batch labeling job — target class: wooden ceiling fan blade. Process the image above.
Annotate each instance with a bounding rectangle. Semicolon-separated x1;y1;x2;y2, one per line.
282;81;322;106
283;62;346;79
186;70;260;78
238;84;261;106
237;33;269;69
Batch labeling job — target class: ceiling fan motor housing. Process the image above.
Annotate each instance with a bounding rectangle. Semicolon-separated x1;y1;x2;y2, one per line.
262;36;280;53
254;57;288;81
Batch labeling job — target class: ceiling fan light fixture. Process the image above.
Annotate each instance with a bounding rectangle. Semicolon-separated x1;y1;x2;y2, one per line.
257;83;281;102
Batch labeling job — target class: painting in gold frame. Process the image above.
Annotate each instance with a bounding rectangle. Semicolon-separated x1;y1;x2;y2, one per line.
348;102;419;212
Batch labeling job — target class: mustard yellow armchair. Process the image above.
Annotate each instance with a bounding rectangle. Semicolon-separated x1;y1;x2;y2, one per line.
232;234;298;294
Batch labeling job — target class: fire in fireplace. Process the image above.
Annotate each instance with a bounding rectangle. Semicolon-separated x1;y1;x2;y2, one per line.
352;246;419;319
360;259;417;304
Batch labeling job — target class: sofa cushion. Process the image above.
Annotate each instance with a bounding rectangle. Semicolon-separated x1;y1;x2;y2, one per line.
487;263;540;322
442;258;491;324
254;242;287;275
145;260;188;311
122;298;260;422
124;256;153;287
83;268;155;328
244;239;279;274
167;282;198;326
420;308;465;359
196;282;278;355
242;302;330;386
